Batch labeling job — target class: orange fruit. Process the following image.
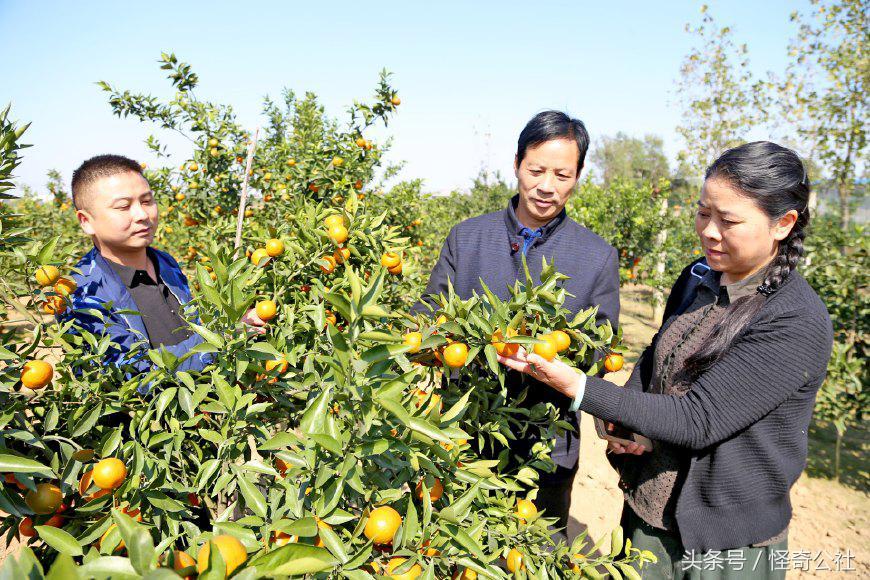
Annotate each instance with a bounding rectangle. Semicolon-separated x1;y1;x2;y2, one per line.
92;458;127;490
550;330;571;353
454;569;478;579
313;519;333;547
333;247;351;264
364;506;402;545
188;162;199;172
251;248;269;266
197;535;248;576
99;524;125;552
332;156;344;167
54;277;77;297
391;96;402;106
380;252;401;269
415;477;443;502
78;470;93;496
255;300;277;322
265;239;284;257
21;360;53;389
403;332;422;354
187;493;201;507
34;265;60;287
171;550;197;579
45;513;65;527
388;262;403;275
386;557;421;579
604;353;624;373
320;255;337;274
354;180;363;190
175;192;186;202
327;224;348;244
265;358;288;376
5;473;26;490
515;499;537;523
324;214;345;229
184;215;199;227
271;531;297;547
356;137;367;148
25;483;63;515
533;335;558;361
19;517;36;537
42;295;66;315
435;314;448;326
441;342;469;369
491;328;519;357
121;505;143;522
506;548;525;572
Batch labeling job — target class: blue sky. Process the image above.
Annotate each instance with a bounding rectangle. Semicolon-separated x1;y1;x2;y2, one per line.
3;0;809;195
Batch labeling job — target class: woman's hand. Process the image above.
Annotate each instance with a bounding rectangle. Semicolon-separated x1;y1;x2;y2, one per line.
496;347;583;399
607;437;647;456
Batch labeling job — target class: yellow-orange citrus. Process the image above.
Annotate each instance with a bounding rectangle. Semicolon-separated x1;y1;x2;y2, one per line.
99;524;125;552
506;548;525;573
388;262;403;275
25;483;63;515
54;277;77;297
604;353;624;373
92;458;127;490
34;265;60;287
21;360;53;390
333;247;351;264
251;248;269;266
320;255;337;274
313;519;333;547
550;330;571;352
270;531;297;547
327;224;348;244
492;328;519;357
533;335;558;361
415;477;444;502
171;550;197;579
364;506;402;545
255;300;277;322
442;342;469;369
386;557;421;579
18;517;36;537
197;535;247;576
515;499;538;523
265;239;284;257
324;214;345;229
42;296;66;315
380;252;401;269
403;332;422;354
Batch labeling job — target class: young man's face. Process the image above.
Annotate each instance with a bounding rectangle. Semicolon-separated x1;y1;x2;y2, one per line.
514;138;581;229
77;171;158;253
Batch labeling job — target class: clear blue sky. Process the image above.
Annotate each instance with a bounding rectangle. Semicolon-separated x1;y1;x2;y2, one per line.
2;0;809;195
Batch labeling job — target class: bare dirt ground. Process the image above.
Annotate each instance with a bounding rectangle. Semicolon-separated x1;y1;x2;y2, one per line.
567;287;869;578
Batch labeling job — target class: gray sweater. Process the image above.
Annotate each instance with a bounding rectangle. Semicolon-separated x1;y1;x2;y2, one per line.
418;195;620;469
584;260;833;551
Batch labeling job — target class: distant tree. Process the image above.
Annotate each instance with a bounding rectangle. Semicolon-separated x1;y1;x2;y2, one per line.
590;133;670;187
778;0;868;230
675;5;770;183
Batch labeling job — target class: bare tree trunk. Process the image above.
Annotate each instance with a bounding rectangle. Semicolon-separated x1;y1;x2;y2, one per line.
652;197;669;323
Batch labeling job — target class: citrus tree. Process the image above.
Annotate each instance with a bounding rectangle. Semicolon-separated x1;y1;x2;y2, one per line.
0;59;654;578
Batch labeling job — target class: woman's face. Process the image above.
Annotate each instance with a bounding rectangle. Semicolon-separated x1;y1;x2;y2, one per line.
696;178;797;283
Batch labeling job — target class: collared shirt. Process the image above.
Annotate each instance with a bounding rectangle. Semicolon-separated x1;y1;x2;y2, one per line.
105;250;193;348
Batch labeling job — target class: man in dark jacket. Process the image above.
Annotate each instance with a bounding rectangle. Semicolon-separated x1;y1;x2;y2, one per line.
418;111;620;535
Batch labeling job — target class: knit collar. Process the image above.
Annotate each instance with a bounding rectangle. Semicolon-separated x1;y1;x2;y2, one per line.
503;194;567;241
698;266;768;304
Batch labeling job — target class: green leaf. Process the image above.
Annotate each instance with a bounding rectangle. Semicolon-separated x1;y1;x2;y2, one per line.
45;553;83;580
112;510;155;575
189;322;225;348
79;556;138;578
34;525;83;556
234;470;267;518
0;454;53;476
247;544;337;575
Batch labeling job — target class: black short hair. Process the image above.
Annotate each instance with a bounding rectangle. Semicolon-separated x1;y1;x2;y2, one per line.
72;154;144;210
516;111;589;173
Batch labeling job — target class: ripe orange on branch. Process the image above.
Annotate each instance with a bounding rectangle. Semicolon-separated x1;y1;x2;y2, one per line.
54;277;77;297
415;477;444;502
549;330;571;352
533;335;558;361
251;248;269;266
92;457;127;490
441;342;469;369
492;328;519;357
604;353;624;372
364;505;402;545
320;255;337;274
255;300;277;322
324;214;345;229
506;548;525;572
21;360;53;390
403;332;422;354
25;483;63;515
380;252;401;269
265;239;284;257
196;535;247;576
515;499;538;523
34;265;60;287
327;224;349;244
385;557;421;579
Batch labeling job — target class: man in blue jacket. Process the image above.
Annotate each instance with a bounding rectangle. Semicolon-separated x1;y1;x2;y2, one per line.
418;111;620;537
63;154;262;376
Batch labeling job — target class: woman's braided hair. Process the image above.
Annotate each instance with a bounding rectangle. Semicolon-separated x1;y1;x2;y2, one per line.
675;141;811;384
